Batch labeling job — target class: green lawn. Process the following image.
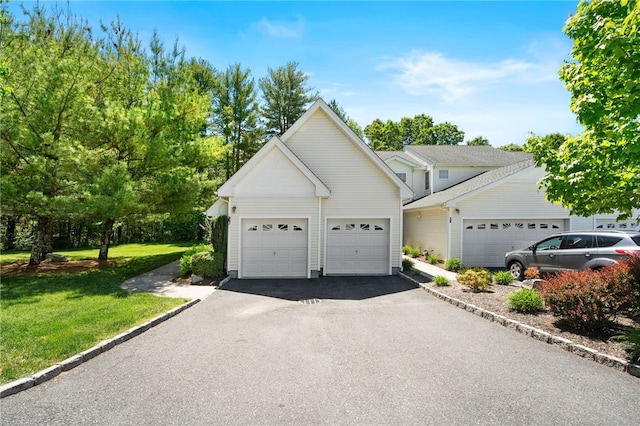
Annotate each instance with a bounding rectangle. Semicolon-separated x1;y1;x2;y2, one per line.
0;242;196;264
0;244;196;385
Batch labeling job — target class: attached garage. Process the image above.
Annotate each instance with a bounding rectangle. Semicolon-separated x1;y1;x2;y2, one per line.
462;219;567;268
241;219;308;278
325;219;390;275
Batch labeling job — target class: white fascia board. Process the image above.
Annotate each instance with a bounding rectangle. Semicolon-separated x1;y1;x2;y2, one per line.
403;146;436;167
386;155;426;170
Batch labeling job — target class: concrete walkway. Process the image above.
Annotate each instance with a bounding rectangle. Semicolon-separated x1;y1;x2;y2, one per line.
404;255;458;281
120;260;218;300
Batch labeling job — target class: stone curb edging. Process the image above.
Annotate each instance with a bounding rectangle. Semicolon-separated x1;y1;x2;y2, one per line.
399;272;640;378
0;299;201;399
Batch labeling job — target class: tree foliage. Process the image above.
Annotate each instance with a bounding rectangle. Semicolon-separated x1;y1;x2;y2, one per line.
364;114;464;150
0;4;218;262
498;143;525;152
526;0;640;219
467;136;490;146
259;61;317;135
327;98;364;138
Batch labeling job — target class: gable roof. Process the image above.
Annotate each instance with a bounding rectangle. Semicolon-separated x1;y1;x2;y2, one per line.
281;99;414;199
216;136;331;197
375;151;426;169
404;159;535;211
405;145;532;167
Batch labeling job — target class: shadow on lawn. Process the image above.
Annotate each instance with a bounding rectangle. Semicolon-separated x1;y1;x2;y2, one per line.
1;253;181;304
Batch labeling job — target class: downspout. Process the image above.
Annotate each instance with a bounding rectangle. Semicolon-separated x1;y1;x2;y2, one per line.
446;206;453;260
398;197;404;274
318;197;322;277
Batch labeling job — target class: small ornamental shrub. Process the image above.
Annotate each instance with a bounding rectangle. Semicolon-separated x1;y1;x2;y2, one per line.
428;253;442;264
506;288;545;314
180;244;212;276
432;275;450;286
623;254;640;317
493;271;515;285
191;251;224;278
402;258;415;272
444;257;462;272
457;268;492;292
614;325;640;362
409;247;422;258
524;267;540;280
402;246;412;255
538;266;633;331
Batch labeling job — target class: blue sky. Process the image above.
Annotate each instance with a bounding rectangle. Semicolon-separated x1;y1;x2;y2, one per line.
9;1;583;147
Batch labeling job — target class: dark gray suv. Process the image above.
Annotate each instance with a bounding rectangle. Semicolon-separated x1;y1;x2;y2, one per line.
505;230;640;280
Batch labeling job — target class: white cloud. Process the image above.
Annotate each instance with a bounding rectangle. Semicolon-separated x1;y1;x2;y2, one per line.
378;50;559;102
253;17;304;38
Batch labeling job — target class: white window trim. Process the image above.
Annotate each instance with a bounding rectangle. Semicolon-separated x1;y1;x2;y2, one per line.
438;169;449;180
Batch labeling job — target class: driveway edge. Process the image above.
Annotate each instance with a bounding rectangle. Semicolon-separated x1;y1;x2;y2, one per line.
399;272;640;378
0;299;201;399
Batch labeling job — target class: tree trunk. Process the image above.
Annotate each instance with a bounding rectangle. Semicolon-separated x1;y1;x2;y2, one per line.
98;218;115;260
5;216;17;250
29;217;49;266
41;218;55;260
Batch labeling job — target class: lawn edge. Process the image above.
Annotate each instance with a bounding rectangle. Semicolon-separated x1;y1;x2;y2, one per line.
0;298;200;399
399;272;640;379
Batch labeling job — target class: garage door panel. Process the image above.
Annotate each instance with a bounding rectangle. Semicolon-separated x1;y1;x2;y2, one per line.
463;219;566;268
242;219;308;278
326;219;389;275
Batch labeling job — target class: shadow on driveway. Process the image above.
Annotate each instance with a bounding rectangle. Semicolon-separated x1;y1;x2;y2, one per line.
219;275;417;301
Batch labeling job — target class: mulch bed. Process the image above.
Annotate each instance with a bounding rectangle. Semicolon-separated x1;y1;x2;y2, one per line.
403;269;634;362
1;260;120;275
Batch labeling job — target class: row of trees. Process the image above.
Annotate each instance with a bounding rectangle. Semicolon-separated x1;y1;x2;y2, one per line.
0;3;320;263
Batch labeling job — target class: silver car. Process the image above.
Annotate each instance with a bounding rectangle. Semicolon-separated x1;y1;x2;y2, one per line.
505;230;640;280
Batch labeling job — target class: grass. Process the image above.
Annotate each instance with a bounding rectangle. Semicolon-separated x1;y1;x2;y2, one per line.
0;245;195;385
0;242;196;264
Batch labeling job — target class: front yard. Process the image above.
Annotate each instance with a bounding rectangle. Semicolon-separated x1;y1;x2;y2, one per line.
0;244;193;385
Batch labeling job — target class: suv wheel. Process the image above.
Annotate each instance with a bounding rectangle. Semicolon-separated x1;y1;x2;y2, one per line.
508;261;525;281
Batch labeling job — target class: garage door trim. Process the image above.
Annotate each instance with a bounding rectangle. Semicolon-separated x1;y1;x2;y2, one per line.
239;216;311;279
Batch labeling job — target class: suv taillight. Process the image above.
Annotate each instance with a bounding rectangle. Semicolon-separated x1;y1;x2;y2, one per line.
615;249;640;255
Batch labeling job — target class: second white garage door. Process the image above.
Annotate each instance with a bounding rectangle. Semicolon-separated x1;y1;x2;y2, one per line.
326;219;389;275
462;219;566;268
241;219;308;278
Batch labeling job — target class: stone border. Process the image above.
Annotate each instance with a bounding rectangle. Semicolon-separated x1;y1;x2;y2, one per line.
0;299;200;399
399;272;640;378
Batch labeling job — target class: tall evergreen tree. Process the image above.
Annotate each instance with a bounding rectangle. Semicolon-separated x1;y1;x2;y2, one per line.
259;61;317;135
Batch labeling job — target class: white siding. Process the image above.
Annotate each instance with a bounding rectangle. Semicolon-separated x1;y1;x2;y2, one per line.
285;110;403;269
234;147;316;197
403;209;448;259
227;196;319;274
433;166;493;192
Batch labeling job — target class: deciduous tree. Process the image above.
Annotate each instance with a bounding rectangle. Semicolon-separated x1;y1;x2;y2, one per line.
527;0;639;218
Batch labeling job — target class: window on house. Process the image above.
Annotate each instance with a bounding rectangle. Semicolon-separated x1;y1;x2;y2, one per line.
360;224;370;231
346;224;355;230
438;169;449;179
293;225;303;231
278;224;288;231
425;171;430;190
396;172;406;182
262;224;272;231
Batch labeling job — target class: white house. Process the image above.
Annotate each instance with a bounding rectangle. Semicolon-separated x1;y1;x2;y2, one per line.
380;145;639;268
213;99;413;278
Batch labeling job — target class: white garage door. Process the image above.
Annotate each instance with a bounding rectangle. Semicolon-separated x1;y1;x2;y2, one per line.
326;219;389;275
596;219;639;230
241;219;307;278
462;219;566;268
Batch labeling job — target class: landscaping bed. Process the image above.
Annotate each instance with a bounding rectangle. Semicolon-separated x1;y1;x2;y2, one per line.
404;270;633;362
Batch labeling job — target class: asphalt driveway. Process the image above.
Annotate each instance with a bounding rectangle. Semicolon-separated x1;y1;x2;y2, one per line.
2;276;639;425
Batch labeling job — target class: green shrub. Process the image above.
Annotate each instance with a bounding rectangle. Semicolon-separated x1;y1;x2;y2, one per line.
180;244;214;276
457;268;491;292
538;266;633;331
428;253;442;264
402;246;412;255
444;258;462;272
506;288;545;313
402;258;415;272
493;271;515;285
432;275;450;287
191;251;224;278
614;324;640;363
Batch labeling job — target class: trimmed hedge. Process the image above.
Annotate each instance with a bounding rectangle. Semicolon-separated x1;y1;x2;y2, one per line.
191;251;224;278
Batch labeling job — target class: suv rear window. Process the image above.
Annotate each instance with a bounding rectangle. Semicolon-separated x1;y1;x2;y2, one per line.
597;236;623;247
631;235;640;246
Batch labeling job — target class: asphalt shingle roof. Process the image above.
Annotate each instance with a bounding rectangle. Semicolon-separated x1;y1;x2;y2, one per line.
374;150;424;165
404;159;535;210
405;145;531;167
